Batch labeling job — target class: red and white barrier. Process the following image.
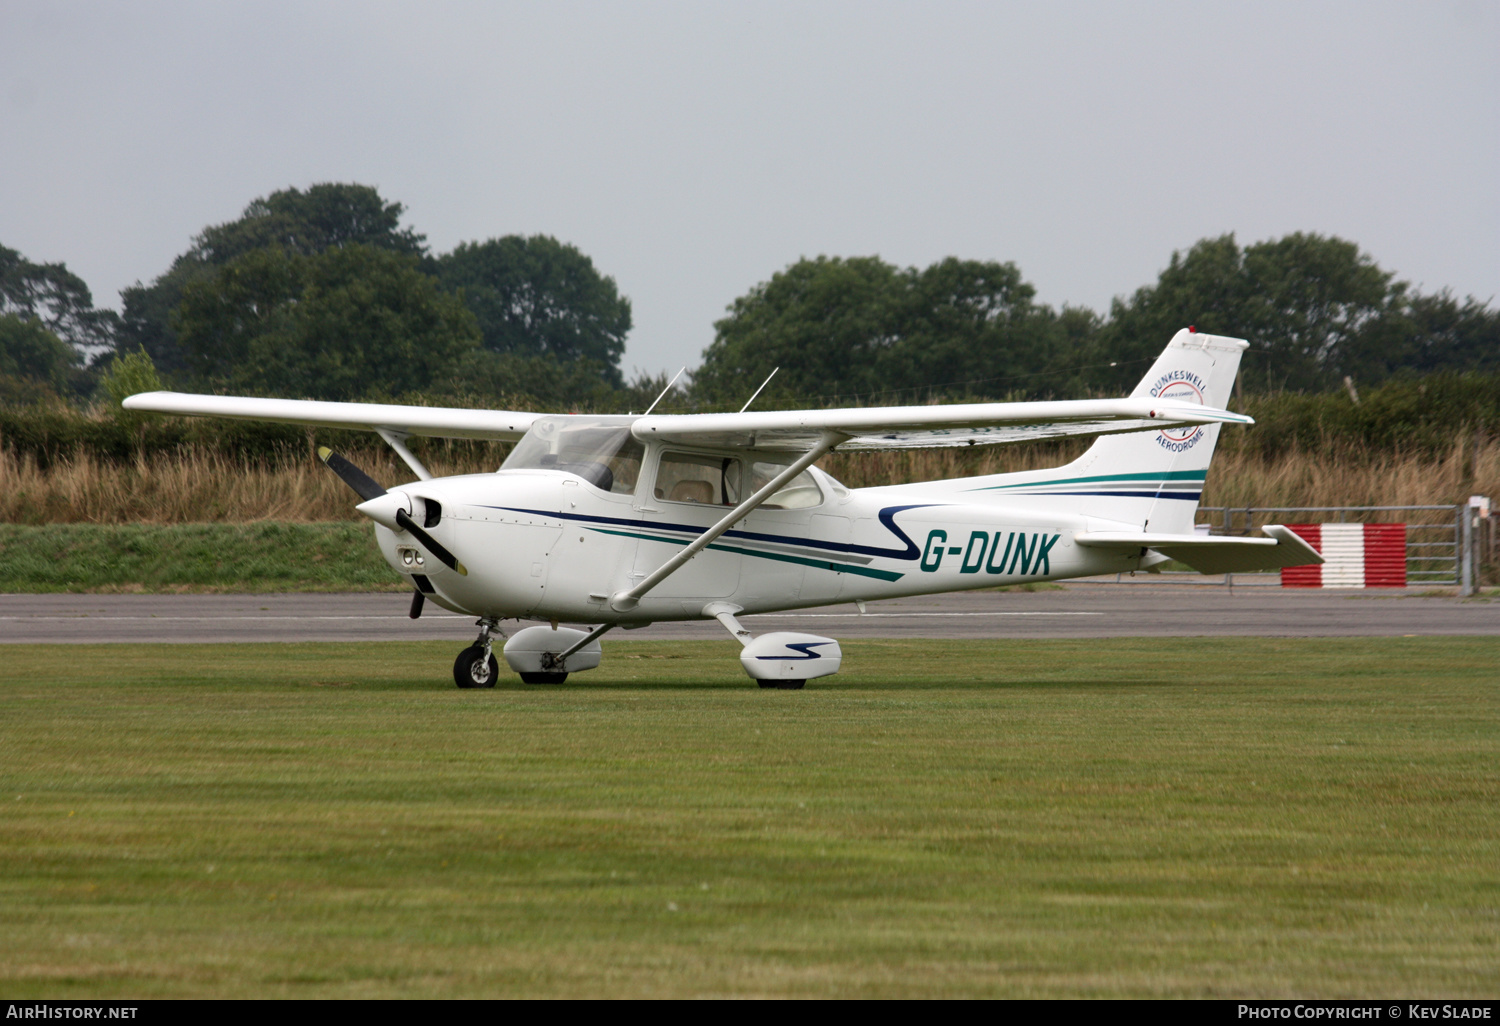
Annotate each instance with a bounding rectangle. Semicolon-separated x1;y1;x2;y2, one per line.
1280;523;1406;588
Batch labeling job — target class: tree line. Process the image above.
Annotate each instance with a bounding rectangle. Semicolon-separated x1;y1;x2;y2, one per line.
3;184;634;408
2;181;1496;413
694;236;1498;408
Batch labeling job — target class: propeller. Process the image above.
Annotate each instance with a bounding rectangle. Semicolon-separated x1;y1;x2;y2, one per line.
318;447;386;502
318;447;468;577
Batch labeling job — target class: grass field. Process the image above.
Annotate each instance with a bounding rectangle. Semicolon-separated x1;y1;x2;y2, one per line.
2;638;1497;998
0;523;401;593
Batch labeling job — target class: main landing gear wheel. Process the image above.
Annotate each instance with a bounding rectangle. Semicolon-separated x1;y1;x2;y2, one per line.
519;672;568;685
758;679;805;690
454;645;499;689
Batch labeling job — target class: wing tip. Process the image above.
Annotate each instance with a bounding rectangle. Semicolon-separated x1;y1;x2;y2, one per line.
120;391;170;411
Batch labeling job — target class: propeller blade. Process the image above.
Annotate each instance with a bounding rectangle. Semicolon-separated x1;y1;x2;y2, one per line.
409;589;425;619
317;446;387;502
395;507;468;577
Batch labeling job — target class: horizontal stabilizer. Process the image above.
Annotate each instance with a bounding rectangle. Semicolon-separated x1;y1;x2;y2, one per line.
1075;524;1324;575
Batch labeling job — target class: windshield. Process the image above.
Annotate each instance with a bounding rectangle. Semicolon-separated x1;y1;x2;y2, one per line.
501;417;643;495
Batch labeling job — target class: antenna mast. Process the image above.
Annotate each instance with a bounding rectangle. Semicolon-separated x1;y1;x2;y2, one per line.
643;367;686;415
738;367;780;413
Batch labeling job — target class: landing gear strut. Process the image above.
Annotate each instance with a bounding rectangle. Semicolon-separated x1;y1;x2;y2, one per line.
703;602;839;689
454;618;502;689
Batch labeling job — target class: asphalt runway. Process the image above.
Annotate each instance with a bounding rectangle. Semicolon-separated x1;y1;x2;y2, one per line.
1;586;1494;644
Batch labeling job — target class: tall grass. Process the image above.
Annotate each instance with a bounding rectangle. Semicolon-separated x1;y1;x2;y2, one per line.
825;436;1499;513
0;447;491;525
4;437;1495;525
1200;441;1498;512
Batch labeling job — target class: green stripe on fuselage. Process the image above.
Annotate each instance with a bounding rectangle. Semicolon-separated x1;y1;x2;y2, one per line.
585;527;905;582
967;469;1208;492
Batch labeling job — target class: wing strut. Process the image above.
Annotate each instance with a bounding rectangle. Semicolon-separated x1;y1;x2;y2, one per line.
610;431;846;612
546;622;618;670
376;429;432;481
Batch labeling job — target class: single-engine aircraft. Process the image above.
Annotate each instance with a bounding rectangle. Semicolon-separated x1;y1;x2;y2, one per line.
125;328;1321;689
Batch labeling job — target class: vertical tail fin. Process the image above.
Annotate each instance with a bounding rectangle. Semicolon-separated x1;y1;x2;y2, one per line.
966;329;1248;533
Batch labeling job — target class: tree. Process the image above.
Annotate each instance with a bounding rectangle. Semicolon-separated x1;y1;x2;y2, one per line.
1;244;118;357
1240;233;1397;388
695;256;906;404
881;257;1067;400
0;313;79;392
695;255;1067;405
1340;290;1500;381
118;184;427;378
432;236;632;385
170;246;303;386
98;348;164;407
192;183;426;264
1086;233;1400;393
117;259;207;379
173;245;480;400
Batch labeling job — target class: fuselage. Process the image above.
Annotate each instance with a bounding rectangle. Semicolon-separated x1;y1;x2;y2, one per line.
371;456;1146;625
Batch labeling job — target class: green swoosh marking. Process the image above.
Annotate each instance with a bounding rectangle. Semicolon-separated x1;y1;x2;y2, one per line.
968;469;1208;492
587;527;906;582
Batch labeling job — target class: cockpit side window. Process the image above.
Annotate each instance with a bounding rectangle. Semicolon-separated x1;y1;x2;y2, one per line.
656;451;735;505
500;419;643;495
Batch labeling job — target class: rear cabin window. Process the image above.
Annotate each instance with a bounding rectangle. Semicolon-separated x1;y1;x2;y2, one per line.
655;452;822;510
746;459;823;509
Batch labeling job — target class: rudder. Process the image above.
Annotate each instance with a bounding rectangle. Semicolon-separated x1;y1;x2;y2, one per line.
957;328;1248;534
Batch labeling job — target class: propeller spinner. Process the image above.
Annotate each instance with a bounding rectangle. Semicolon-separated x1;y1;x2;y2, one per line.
317;447;467;577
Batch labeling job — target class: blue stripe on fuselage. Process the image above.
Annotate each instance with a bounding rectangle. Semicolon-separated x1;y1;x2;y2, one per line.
983;490;1202;501
481;503;941;561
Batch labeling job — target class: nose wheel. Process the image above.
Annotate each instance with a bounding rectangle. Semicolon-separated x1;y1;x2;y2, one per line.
454;646;499;689
454;618;503;689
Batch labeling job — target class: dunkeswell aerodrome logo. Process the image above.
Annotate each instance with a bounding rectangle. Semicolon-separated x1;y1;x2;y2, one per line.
1149;370;1206;453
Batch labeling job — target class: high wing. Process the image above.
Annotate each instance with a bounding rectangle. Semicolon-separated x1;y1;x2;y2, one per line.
123;392;1250;454
1076;525;1324;575
631;397;1253;452
120;392;541;442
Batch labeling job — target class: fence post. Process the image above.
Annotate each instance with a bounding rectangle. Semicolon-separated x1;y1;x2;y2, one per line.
1459;505;1474;597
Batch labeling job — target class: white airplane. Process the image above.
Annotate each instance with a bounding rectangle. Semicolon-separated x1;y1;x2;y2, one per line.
125;328;1321;689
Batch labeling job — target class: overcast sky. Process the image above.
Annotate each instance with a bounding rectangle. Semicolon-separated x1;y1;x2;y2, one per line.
3;0;1496;377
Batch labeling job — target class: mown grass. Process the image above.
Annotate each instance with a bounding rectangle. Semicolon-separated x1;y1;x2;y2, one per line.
0;523;401;593
2;637;1496;998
